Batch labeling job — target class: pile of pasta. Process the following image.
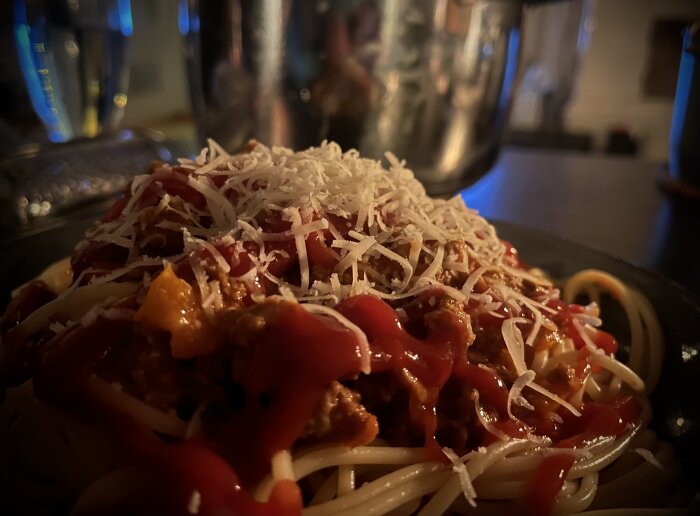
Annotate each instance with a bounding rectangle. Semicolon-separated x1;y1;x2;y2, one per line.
0;141;687;516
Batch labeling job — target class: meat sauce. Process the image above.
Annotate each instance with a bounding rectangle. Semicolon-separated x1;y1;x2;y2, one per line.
338;294;471;460
4;275;640;516
81;164;340;291
32;317;302;516
548;299;618;355
207;301;369;488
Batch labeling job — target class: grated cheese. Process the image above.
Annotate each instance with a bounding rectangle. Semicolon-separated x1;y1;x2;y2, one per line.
633;448;668;473
416;244;445;286
507;370;536;420
72;140;590;420
333;235;377;275
501;318;529;376
443;447;477;507
287;207;311;292
526;382;582;417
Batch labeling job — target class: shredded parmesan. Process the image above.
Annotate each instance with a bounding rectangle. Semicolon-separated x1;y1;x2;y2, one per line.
70;140;597;416
333;235;377;275
526;382;582;417
443;447;477;507
633;448;668;473
501;318;529;376
287;207;311;292
507;370;536;420
81;141;544;314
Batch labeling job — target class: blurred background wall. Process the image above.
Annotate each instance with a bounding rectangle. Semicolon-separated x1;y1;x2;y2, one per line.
566;0;700;161
118;1;191;141
511;0;700;161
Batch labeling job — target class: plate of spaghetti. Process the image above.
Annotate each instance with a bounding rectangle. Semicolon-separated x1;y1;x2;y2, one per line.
0;141;695;515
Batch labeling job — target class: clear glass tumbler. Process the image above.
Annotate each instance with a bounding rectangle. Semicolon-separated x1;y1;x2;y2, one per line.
13;0;133;142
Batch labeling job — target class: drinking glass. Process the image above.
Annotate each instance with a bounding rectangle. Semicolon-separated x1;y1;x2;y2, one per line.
13;0;133;142
180;0;523;195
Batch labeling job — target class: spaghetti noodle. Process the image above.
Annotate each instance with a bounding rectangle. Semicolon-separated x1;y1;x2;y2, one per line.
0;141;685;515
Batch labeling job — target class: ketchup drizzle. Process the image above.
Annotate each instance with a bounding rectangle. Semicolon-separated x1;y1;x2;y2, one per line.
15;287;641;515
33;308;369;515
338;294;470;459
207;302;368;487
523;453;575;516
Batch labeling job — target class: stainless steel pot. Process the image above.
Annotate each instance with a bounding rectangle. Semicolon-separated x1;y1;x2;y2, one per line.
181;0;524;195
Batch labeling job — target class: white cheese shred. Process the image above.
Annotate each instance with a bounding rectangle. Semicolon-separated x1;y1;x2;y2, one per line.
633;448;668;473
443;447;477;508
501;318;529;376
507;370;536;420
287;207;311;293
526;382;582;417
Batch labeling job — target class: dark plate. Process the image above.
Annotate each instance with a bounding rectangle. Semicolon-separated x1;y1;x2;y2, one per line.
1;218;699;482
0;218;95;306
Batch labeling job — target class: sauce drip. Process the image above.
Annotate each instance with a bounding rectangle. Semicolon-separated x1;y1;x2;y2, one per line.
208;301;369;487
20;287;642;514
555;395;641;448
523;453;575;515
338;295;639;457
338;294;472;459
33;312;334;515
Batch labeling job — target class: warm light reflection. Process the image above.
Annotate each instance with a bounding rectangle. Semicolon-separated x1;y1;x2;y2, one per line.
681;344;698;362
114;93;128;108
667;411;694;438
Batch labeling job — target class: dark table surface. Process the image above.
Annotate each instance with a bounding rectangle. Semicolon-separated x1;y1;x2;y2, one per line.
460;148;700;295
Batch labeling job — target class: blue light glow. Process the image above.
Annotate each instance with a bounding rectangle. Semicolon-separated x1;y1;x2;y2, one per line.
648;198;673;269
192;13;200;32
14;26;53;124
178;0;190;34
108;7;119;30
13;0;70;142
117;0;133;36
669;28;693;177
497;28;520;111
460;163;506;214
14;0;27;24
48;129;64;143
158;148;172;162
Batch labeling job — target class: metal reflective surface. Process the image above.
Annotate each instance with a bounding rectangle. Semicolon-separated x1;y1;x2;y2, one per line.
181;0;522;195
0;129;184;231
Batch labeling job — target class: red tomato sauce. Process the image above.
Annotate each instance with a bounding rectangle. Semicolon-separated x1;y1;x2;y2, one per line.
31;301;368;514
548;300;618;354
523;453;575;515
338;294;469;460
206;302;368;487
13;274;641;515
